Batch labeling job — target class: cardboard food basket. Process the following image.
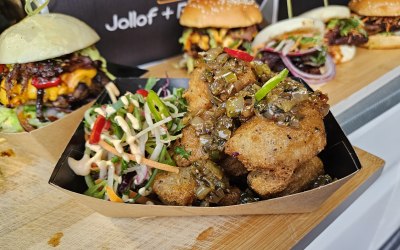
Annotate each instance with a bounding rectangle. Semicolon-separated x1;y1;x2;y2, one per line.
0;102;93;164
49;77;362;217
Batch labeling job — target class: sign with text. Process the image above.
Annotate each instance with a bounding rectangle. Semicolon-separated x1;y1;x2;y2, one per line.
48;0;187;67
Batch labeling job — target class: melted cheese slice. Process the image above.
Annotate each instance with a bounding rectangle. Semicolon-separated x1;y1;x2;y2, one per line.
0;68;97;106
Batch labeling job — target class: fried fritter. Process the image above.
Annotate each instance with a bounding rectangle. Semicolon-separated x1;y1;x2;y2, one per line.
248;156;324;198
276;156;324;197
225;103;326;173
247;167;294;198
183;67;212;116
173;125;208;167
183;61;256;116
153;167;196;206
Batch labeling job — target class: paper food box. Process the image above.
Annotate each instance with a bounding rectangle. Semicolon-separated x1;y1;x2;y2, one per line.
49;77;362;217
0;103;93;164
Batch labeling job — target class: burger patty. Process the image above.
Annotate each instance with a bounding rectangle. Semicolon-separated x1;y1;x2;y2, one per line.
325;27;368;46
2;53;109;108
362;16;400;35
4;60;64;97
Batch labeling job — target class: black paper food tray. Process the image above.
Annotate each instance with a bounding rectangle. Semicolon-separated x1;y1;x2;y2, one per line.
49;77;362;217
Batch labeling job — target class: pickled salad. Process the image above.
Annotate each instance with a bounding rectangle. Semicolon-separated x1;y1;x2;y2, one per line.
68;80;187;204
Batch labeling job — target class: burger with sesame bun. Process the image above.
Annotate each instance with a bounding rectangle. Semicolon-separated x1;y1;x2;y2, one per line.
178;0;263;72
252;17;336;85
349;0;400;49
300;5;368;64
0;13;116;132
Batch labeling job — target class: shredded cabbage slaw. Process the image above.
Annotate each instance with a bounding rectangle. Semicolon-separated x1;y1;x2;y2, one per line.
68;79;187;204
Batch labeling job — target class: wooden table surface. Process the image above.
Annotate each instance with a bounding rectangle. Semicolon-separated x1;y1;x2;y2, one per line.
1;47;397;249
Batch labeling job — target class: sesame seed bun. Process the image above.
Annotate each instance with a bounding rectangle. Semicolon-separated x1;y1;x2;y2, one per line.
299;5;351;22
179;0;262;28
0;13;100;64
349;0;400;16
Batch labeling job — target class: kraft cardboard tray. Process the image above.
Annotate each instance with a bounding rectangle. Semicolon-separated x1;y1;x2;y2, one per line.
0;102;93;164
49;77;362;217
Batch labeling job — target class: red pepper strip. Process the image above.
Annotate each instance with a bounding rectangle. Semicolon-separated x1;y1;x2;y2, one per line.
104;120;112;131
31;77;61;89
136;89;148;97
223;47;254;62
89;115;106;144
0;64;5;73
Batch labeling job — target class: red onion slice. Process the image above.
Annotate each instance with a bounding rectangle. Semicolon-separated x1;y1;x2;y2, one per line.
279;54;336;85
261;45;319;57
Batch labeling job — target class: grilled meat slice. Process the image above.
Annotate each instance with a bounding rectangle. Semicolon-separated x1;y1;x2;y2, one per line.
362;16;400;35
325;27;368;46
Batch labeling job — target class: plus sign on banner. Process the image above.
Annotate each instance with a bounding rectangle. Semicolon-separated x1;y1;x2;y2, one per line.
49;0;188;67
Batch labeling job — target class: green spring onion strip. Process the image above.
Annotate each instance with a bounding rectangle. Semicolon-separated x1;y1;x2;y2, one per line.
286;0;293;19
84;179;107;199
255;68;289;102
146;90;172;129
25;0;50;16
144;78;160;90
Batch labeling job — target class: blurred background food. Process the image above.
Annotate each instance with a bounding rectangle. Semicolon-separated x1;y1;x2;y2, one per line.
349;0;400;49
251;17;336;85
177;0;263;72
300;5;368;64
0;11;114;132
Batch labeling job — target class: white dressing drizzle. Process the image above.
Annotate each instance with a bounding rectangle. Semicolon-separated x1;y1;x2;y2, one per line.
131;99;140;108
138;187;152;196
68;154;91;176
94;107;106;117
120;95;129;107
105;82;120;103
105;106;116;116
126;113;140;130
114;115;143;163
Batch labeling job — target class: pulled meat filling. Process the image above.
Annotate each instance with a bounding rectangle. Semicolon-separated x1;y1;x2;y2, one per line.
324;18;368;46
182;25;259;57
325;27;369;46
361;16;400;35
